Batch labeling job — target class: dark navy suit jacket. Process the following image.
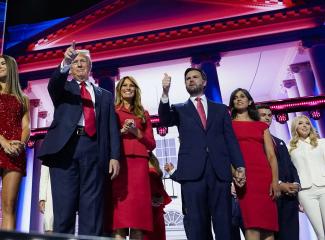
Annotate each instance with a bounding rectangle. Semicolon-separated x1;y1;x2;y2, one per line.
38;67;120;172
273;136;300;240
158;99;244;182
273;136;300;184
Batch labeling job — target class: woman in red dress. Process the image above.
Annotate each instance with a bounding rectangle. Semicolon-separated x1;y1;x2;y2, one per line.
144;152;171;240
229;88;280;240
111;76;156;240
0;55;30;230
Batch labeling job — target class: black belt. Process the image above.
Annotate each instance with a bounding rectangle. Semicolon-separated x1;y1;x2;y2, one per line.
76;126;86;136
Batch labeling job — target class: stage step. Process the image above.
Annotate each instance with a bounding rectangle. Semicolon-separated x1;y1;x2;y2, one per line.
0;231;113;240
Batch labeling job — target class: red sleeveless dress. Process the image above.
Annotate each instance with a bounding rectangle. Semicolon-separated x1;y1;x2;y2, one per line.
0;94;26;175
232;121;278;231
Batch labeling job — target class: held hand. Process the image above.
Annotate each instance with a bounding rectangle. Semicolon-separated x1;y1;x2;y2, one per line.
289;183;300;194
162;73;171;96
279;182;299;196
39;200;45;214
164;162;174;173
233;168;246;188
270;181;281;200
64;41;78;65
109;159;120;180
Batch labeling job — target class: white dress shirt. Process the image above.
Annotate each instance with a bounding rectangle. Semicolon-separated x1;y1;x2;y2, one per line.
76;80;96;126
189;94;208;118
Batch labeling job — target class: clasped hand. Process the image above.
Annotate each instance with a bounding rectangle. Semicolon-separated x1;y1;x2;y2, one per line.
1;139;25;157
233;168;246;188
121;119;136;135
279;182;299;196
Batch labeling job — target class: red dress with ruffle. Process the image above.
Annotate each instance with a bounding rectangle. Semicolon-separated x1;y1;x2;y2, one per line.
0;94;26;175
232;121;278;231
144;167;172;240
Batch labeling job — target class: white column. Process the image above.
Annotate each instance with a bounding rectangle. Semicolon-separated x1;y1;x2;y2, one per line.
38;111;48;128
289;62;315;97
29;99;40;129
282;79;300;98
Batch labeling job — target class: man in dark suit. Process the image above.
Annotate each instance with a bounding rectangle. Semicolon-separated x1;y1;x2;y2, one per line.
258;105;300;240
160;68;245;240
38;43;120;236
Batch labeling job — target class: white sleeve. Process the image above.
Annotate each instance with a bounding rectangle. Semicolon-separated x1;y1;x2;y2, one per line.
60;60;71;73
168;168;176;175
39;165;50;201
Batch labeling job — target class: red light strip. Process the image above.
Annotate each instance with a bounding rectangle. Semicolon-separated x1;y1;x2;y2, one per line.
258;95;325;113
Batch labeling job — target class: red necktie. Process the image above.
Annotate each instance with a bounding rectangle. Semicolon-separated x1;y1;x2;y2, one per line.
80;82;96;137
195;97;207;129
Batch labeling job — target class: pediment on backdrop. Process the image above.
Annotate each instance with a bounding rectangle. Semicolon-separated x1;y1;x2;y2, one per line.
27;0;287;51
9;0;325;73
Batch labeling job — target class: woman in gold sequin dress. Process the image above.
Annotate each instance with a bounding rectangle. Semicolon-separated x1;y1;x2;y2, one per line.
0;55;30;230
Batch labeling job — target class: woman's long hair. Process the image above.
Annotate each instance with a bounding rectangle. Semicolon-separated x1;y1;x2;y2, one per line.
228;88;260;121
289;115;318;152
0;55;28;113
148;152;163;178
115;76;145;123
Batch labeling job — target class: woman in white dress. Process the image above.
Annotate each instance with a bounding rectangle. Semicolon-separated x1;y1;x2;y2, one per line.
39;165;53;233
288;115;325;240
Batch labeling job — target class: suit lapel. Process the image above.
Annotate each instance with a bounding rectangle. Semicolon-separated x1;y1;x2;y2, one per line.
93;84;102;124
185;99;205;129
71;79;81;96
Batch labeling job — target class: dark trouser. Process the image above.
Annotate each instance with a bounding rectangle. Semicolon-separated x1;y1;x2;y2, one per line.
231;197;244;240
275;196;299;240
50;134;104;236
181;157;232;240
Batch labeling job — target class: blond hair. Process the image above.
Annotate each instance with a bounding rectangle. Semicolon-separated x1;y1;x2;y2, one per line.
115;76;145;123
0;55;28;113
289;115;318;152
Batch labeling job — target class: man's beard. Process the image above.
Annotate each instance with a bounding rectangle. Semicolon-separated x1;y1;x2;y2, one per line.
186;85;204;96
